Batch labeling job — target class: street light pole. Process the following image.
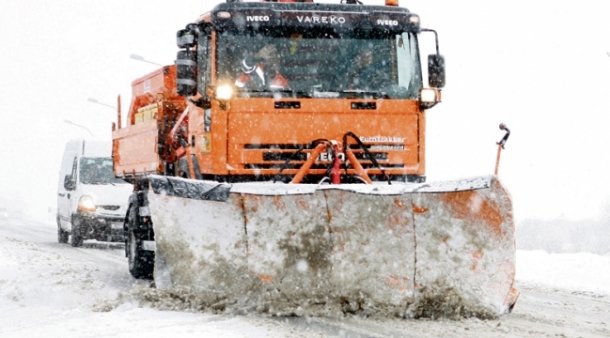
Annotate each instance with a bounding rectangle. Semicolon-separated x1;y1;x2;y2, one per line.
130;53;163;67
64;119;94;137
87;96;122;130
87;97;116;110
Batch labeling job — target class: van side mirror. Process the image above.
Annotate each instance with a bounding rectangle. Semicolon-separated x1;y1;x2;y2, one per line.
428;54;445;88
64;175;76;191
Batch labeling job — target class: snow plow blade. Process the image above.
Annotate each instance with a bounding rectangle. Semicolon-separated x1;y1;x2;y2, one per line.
147;175;518;318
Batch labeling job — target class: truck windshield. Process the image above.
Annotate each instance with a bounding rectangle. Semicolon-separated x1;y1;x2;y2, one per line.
216;30;422;99
79;158;126;185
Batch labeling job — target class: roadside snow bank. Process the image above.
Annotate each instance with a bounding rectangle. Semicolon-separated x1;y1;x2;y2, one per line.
516;250;610;295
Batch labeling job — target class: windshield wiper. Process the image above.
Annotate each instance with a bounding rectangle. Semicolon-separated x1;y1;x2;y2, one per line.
338;90;389;99
237;89;312;98
272;89;312;98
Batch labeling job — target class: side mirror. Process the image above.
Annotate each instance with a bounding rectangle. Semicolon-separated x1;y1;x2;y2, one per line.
176;28;196;49
428;54;445;88
176;50;197;96
64;175;76;191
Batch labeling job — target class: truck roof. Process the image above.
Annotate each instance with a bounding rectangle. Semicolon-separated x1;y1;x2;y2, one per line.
211;1;411;13
204;1;417;33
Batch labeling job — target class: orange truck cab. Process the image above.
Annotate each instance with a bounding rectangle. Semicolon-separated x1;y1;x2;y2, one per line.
112;0;445;185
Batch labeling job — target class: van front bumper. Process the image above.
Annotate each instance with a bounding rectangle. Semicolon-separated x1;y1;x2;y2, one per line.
73;213;125;242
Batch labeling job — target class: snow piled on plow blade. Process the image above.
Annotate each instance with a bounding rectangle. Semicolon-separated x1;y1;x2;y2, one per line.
146;175;518;318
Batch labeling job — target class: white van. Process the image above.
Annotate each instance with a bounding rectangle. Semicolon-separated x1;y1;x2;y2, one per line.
56;139;132;247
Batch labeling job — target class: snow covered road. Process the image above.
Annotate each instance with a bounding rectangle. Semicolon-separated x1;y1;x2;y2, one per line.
1;216;609;337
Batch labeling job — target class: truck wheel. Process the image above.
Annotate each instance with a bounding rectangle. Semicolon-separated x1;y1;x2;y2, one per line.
70;216;83;247
57;217;69;244
128;230;153;279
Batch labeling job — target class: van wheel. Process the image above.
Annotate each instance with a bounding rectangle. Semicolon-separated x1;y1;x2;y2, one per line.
128;230;153;279
57;216;69;244
70;216;83;247
58;226;69;244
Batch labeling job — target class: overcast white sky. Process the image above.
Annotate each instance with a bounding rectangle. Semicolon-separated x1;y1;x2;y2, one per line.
1;0;609;222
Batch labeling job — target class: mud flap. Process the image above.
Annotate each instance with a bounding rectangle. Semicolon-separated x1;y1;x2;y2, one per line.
147;175;516;317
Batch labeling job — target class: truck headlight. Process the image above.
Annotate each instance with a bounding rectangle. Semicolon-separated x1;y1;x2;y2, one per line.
216;84;234;101
77;195;96;213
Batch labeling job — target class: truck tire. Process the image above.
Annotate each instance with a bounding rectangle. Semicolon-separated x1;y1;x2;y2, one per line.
127;230;153;279
70;215;83;247
57;216;69;244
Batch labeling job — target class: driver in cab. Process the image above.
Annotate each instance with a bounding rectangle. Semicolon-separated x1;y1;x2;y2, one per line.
235;44;289;91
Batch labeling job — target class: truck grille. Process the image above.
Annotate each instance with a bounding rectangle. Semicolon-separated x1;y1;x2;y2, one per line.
243;143;403;170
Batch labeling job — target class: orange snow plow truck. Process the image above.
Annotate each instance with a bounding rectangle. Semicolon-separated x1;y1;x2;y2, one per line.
112;0;518;318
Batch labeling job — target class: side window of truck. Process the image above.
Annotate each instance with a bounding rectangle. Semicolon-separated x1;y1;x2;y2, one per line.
396;32;421;98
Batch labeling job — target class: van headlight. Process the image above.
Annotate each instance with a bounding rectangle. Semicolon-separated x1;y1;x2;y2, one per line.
77;195;96;213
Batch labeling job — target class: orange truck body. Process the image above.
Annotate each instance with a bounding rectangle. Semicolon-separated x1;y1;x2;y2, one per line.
113;65;425;181
112;66;185;177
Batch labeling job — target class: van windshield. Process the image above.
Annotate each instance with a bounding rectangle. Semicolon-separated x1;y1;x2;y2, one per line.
79;157;126;185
